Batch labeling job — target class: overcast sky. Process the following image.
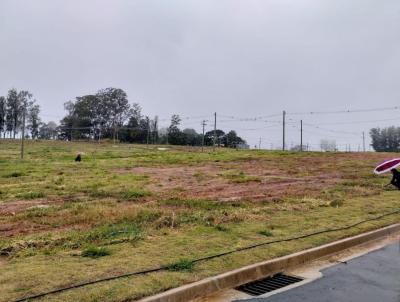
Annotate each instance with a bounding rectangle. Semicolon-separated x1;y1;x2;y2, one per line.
1;0;400;150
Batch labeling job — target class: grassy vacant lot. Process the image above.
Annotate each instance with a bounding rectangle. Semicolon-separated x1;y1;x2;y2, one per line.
0;140;399;302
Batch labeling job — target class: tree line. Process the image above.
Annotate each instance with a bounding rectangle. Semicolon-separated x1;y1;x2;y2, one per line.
370;127;400;152
0;87;246;147
59;87;246;147
7;86;399;152
0;89;41;139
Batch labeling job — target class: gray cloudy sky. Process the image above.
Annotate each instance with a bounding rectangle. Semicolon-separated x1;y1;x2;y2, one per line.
1;0;400;150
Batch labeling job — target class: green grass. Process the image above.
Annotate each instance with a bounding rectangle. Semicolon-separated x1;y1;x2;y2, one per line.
0;139;399;302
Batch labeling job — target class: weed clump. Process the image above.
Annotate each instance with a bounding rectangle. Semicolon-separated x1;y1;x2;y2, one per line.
215;224;229;232
330;199;344;208
5;171;25;178
81;246;111;258
220;171;262;183
120;189;151;200
258;230;273;237
16;191;45;200
166;259;194;272
82;223;143;245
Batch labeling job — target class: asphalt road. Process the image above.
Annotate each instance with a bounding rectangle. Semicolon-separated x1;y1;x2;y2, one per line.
240;242;400;302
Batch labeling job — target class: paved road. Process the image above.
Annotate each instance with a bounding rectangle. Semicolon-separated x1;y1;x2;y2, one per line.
240;242;400;302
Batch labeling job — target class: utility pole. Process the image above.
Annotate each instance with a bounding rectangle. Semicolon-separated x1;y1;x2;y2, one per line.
20;108;26;159
362;131;366;152
258;137;261;149
282;110;286;151
300;120;303;152
201;120;206;152
213;112;217;151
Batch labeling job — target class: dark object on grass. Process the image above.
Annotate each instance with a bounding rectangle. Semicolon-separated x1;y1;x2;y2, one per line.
75;153;81;162
390;168;400;190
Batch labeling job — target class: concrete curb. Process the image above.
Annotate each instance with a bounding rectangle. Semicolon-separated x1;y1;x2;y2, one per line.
138;223;400;302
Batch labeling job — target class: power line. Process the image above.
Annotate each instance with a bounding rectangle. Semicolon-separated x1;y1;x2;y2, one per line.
288;106;400;116
313;116;400;126
302;122;360;136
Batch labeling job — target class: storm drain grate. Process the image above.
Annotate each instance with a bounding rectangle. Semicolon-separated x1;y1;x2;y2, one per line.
236;273;303;296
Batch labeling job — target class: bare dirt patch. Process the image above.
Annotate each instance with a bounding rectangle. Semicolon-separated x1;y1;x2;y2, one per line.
121;156;347;202
0;199;59;216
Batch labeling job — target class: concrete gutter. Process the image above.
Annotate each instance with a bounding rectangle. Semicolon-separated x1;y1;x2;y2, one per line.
138;223;400;302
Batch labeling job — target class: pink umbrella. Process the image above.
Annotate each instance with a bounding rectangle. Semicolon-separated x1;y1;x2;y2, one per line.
374;158;400;175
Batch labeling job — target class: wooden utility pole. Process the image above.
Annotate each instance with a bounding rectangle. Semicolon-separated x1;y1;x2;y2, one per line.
213;112;217;151
258;137;262;149
300;120;303;152
201;120;206;152
282;110;286;151
21;109;26;159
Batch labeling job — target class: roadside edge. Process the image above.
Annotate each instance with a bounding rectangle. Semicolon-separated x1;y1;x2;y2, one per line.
138;223;400;302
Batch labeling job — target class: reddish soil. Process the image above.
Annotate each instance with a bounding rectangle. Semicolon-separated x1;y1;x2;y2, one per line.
1;152;387;239
124;157;347;202
0;199;54;216
0;198;70;237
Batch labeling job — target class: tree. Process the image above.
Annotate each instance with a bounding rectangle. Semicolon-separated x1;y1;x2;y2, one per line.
97;88;130;142
27;103;41;139
6;89;18;138
0;96;6;138
182;128;201;146
223;130;245;148
39;121;58;139
150;116;159;144
370;127;400;152
204;129;225;146
320;139;337;152
59;88;130;141
4;89;34;139
168;114;186;145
